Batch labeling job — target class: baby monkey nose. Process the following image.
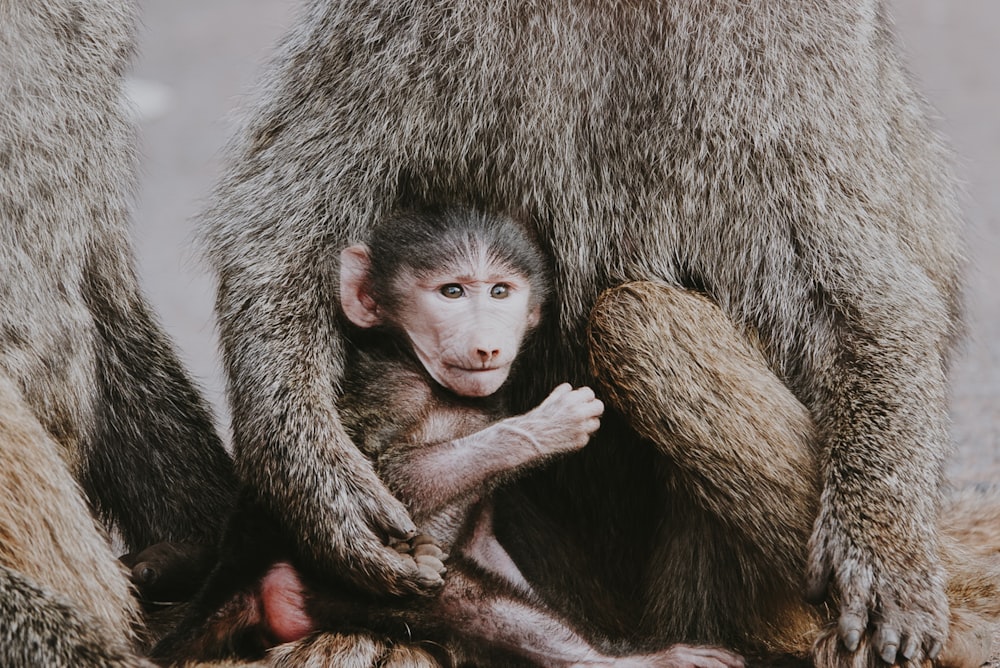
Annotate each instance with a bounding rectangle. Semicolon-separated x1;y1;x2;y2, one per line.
476;347;500;364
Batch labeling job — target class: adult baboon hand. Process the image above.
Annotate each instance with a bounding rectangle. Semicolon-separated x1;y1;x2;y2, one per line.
331;478;447;597
805;512;948;665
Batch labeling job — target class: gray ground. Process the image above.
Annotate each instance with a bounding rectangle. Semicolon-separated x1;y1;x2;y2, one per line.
894;3;1000;485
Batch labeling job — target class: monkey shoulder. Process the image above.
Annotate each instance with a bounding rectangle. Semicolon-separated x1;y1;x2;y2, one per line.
338;340;436;458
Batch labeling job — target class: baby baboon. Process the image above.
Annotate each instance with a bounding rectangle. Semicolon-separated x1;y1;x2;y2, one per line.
201;1;999;666
1;0;236;663
159;209;742;667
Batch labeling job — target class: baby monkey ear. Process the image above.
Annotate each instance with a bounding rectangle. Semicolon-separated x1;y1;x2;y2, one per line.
339;245;381;328
528;303;542;329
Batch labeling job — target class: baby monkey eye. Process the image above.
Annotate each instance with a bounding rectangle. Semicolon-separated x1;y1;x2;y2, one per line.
490;283;510;299
440;284;464;298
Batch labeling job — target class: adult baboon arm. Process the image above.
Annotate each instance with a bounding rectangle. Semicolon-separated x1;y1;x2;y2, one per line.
80;239;239;551
0;0;236;553
63;2;239;549
194;0;447;599
786;36;962;660
212;259;429;597
796;220;954;665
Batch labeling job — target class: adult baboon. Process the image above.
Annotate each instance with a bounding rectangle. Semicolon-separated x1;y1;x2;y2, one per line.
201;1;998;666
0;0;237;663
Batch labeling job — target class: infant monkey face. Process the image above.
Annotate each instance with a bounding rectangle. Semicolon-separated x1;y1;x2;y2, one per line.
339;209;547;400
397;265;539;398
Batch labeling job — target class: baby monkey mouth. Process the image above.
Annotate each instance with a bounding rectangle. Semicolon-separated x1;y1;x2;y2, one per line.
448;362;509;373
455;365;504;373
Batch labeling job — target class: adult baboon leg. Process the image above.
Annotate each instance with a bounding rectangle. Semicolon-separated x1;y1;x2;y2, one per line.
0;566;153;668
588;282;1000;663
0;373;147;667
80;259;238;551
587;281;822;651
60;0;238;552
588;281;820;573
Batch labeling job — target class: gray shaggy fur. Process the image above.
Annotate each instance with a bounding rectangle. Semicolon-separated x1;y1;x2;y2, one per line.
0;0;236;663
199;1;997;666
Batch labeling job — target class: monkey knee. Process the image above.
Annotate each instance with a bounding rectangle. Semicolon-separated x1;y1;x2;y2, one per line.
260;562;314;644
587;280;815;485
590;281;695;335
587;281;755;406
588;281;737;373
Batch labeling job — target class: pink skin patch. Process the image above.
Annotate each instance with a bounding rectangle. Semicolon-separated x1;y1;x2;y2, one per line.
259;562;314;644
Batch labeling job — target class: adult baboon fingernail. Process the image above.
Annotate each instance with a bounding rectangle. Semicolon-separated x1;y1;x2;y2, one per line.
844;630;861;652
928;641;943;660
413;544;443;559
901;636;919;660
880;643;898;664
875;627;900;664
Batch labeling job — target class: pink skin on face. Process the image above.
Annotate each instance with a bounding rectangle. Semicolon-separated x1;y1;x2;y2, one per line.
393;255;539;398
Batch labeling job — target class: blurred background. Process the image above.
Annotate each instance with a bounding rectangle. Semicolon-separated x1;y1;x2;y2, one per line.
128;1;1000;482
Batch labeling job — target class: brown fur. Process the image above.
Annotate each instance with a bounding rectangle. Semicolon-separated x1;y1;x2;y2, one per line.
0;372;149;667
198;1;997;666
267;632;438;668
589;282;1000;666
